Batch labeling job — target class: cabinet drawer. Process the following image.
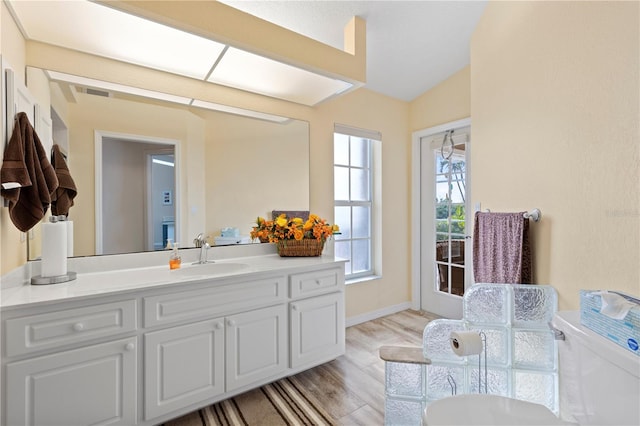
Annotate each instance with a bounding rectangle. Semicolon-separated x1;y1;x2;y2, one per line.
290;267;343;298
144;275;286;327
5;300;137;357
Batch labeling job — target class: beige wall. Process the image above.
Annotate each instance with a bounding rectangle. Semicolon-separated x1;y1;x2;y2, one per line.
470;1;639;309
410;65;471;131
204;114;309;239
310;89;411;318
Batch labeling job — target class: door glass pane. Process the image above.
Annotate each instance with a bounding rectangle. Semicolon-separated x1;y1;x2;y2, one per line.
434;146;466;297
436;262;448;292
435;221;449;237
435;152;446;169
450;181;465;204
450;204;466;237
435;181;450;208
435;232;449;242
450;264;465;296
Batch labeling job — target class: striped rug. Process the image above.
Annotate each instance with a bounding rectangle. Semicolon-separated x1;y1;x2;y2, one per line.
162;376;336;426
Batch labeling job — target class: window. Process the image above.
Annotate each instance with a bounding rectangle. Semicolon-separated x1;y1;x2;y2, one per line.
333;125;380;280
433;130;468;296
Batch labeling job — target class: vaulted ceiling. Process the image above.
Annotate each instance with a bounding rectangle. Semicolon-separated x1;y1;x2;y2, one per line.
220;1;488;101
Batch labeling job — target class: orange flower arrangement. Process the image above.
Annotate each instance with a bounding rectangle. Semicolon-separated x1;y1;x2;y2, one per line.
251;213;339;243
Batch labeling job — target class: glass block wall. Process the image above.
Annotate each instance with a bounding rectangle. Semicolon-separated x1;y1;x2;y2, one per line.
384;283;558;426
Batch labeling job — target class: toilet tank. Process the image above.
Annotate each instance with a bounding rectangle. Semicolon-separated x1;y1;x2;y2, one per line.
552;311;640;425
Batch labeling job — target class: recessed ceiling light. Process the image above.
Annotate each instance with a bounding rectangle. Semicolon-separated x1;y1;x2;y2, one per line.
209;47;353;105
8;0;224;80
44;71;192;105
152;158;175;167
9;0;354;106
190;100;289;123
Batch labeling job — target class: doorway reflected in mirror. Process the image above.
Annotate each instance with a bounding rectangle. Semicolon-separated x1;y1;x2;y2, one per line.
98;135;177;255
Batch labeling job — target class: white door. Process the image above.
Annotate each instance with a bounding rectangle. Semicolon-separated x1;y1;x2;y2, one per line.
144;318;225;420
225;304;287;391
146;150;176;251
417;121;471;319
5;337;137;426
5;67;36;135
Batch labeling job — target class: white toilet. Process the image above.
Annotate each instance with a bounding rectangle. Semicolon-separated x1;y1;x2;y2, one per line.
423;311;640;425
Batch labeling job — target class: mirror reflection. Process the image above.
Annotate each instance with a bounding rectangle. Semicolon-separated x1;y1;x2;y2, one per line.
100;137;176;255
28;67;310;259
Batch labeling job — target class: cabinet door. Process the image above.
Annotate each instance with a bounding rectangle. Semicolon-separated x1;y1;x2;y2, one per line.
144;318;225;420
226;304;287;392
5;337;137;426
290;292;345;369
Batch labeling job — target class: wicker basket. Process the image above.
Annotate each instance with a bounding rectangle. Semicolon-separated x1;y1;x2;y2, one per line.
276;239;324;257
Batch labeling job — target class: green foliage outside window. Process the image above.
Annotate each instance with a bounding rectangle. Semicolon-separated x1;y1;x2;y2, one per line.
436;201;465;240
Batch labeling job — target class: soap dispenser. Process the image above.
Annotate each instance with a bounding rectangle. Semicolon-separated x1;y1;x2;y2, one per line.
169;241;181;270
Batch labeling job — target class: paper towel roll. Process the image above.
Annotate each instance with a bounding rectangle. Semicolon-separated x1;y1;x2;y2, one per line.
66;220;74;257
41;221;68;277
450;331;483;356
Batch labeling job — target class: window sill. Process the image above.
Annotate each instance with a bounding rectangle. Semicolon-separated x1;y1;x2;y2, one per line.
346;274;381;286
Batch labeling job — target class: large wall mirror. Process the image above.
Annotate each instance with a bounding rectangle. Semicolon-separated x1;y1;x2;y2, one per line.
26;66;309;260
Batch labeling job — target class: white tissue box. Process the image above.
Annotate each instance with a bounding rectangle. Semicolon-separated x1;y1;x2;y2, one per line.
214;236;252;246
580;290;640;356
220;227;240;238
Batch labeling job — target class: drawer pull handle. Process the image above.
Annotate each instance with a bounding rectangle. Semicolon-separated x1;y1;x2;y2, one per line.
125;343;135;351
315;279;321;285
73;323;84;332
292;305;298;311
215;322;223;330
228;320;236;327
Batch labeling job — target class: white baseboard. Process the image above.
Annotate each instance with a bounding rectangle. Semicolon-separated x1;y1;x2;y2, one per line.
345;301;412;327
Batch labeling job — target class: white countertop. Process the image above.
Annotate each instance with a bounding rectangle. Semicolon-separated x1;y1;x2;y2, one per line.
1;254;344;310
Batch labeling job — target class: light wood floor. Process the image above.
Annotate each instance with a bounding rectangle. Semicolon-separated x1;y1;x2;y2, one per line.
292;309;439;425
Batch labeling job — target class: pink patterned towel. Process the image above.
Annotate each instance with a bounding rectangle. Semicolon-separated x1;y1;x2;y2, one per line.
472;211;532;284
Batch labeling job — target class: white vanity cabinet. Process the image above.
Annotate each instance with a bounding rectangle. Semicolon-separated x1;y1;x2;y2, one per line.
225;304;288;392
142;273;288;419
289;268;346;369
143;303;288;420
6;337;137;426
2;300;138;426
290;292;345;369
1;258;345;426
144;317;226;419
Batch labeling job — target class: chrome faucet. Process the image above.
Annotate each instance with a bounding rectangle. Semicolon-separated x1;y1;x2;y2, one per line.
193;233;212;264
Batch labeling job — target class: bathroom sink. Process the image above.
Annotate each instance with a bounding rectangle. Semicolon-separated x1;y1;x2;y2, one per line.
171;262;250;277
